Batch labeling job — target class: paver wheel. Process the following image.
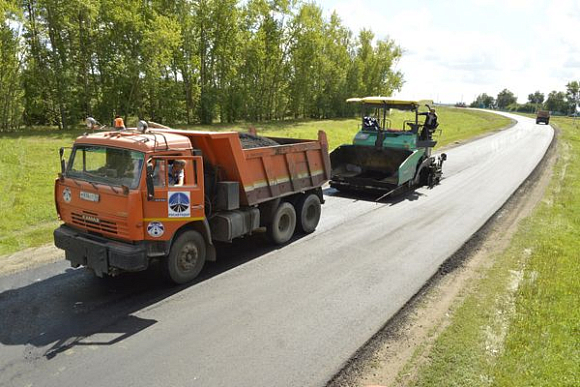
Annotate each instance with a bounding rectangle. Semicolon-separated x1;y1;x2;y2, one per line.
267;202;296;245
164;230;206;284
296;194;321;234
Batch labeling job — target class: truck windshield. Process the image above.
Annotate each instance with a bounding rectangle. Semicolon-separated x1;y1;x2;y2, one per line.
67;145;144;189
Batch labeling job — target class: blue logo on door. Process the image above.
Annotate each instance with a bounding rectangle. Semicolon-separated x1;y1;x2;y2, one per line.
168;192;190;217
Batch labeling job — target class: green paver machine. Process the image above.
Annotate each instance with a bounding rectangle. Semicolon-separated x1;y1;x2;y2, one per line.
329;96;447;199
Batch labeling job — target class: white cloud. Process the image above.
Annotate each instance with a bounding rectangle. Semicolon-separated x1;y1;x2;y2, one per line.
322;0;580;103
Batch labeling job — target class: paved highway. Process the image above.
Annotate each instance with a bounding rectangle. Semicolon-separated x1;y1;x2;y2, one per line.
0;112;553;387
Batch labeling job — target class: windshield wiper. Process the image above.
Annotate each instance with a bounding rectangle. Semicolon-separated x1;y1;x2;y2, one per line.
106;183;120;194
77;171;102;191
82;171;122;194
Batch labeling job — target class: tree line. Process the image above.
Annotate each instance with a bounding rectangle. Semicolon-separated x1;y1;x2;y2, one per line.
470;81;580;115
0;0;404;131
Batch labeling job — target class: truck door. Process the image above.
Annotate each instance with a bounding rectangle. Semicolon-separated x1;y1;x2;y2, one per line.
142;156;205;240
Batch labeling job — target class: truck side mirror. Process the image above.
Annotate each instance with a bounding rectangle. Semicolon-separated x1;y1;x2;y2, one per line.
59;147;66;174
146;163;155;200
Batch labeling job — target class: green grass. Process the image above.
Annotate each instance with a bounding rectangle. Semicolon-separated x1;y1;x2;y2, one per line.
0;128;84;255
0;107;510;256
433;108;512;148
407;116;580;386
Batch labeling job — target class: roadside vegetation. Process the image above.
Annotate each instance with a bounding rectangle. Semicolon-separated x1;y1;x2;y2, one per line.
0;107;510;257
0;128;84;256
404;116;579;386
0;0;403;131
469;81;578;115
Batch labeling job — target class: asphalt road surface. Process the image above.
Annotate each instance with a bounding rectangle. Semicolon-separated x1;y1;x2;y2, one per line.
0;112;553;387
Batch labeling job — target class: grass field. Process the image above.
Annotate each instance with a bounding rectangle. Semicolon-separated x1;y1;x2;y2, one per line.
406;116;580;386
0;107;510;256
0;128;85;256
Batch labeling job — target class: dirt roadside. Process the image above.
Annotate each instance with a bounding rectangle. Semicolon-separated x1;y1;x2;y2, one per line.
0;244;64;277
326;126;558;387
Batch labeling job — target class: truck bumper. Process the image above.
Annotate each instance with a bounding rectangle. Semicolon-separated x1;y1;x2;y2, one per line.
54;225;150;276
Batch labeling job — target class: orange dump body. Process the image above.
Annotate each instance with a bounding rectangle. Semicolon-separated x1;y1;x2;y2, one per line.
154;129;331;206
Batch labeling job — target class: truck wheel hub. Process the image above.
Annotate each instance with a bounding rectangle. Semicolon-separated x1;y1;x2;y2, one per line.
279;214;290;231
306;205;316;220
178;244;198;271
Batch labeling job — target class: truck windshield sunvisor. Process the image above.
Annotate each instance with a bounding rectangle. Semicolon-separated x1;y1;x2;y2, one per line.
67;145;144;190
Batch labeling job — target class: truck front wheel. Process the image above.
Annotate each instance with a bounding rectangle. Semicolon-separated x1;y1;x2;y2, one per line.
267;202;296;244
296;194;321;234
164;230;206;284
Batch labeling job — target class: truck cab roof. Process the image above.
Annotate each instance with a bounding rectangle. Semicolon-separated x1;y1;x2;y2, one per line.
74;130;194;153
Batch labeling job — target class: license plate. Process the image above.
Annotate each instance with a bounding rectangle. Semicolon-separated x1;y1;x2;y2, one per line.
80;191;100;202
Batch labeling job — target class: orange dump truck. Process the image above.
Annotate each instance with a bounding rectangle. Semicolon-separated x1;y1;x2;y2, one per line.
54;126;330;283
535;110;550;125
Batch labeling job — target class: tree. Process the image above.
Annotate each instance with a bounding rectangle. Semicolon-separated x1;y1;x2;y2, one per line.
21;0;55;126
528;91;544;105
545;90;568;114
8;0;406;127
0;0;23;131
470;93;495;109
318;11;352;118
566;81;579;114
350;29;403;98
171;0;201;125
496;89;517;110
287;2;326;118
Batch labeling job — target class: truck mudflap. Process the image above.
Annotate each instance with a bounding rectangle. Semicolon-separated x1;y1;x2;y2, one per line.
54;225;149;276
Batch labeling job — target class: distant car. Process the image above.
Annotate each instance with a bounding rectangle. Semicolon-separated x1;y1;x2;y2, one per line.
536;110;550;125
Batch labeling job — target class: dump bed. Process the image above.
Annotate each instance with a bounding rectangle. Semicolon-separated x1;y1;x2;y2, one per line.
155;129;331;206
536;110;550;118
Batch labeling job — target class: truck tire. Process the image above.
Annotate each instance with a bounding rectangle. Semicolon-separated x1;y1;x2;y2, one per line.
267;202;296;244
296;193;321;234
164;230;206;284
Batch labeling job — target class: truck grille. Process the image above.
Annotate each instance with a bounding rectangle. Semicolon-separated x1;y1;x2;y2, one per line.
71;211;129;238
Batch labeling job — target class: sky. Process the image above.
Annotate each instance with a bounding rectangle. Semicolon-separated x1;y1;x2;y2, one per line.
321;0;580;104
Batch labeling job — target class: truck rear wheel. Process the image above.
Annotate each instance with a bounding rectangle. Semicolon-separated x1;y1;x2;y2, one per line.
267;202;296;244
164;230;206;284
296;194;321;234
